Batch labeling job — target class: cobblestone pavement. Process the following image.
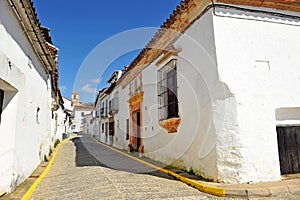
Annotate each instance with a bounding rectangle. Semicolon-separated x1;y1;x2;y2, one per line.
30;135;223;200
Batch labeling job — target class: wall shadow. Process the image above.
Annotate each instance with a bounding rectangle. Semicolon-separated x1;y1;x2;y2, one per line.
71;136;175;180
71;137;109;168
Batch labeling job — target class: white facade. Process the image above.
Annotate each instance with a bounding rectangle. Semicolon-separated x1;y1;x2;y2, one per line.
82;113;93;135
53;104;71;141
91;2;300;184
96;92;112;144
212;6;300;183
63;97;73;113
72;108;92;133
70;91;93;134
0;0;66;194
0;0;53;193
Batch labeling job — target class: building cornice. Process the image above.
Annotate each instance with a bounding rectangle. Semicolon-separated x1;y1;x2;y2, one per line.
119;0;300;89
215;0;300;13
119;0;211;88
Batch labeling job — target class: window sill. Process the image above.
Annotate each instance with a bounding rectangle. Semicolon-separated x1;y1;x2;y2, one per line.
159;117;181;133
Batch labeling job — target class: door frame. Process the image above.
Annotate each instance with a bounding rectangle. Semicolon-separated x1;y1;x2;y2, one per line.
128;92;143;149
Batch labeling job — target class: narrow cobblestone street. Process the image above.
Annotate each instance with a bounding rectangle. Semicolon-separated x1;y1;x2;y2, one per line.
30;135;221;199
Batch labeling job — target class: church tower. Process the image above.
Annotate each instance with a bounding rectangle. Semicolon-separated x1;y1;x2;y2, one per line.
72;91;80;106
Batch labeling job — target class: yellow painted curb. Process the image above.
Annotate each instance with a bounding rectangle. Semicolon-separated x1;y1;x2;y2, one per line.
22;137;73;200
92;137;226;197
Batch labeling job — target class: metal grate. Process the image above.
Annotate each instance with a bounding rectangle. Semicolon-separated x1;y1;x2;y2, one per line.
157;59;179;120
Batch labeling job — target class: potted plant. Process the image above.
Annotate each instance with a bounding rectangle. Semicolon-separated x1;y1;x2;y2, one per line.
128;143;133;153
138;145;144;157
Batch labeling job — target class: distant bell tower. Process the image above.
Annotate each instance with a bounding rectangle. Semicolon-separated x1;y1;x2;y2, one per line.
72;91;80;106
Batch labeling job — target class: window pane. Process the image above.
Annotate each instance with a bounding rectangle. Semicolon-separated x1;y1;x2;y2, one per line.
157;59;179;120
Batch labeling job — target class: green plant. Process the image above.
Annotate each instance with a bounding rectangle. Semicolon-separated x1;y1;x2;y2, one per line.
54;139;60;148
44;155;48;162
49;148;53;156
188;168;195;175
127;143;133;152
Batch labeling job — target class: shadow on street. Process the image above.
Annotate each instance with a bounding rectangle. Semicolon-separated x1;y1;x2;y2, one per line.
71;136;175;180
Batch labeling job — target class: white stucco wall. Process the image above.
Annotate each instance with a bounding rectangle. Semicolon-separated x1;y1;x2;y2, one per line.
113;87;130;149
213;6;300;183
72;109;91;133
97;95;110;144
63;97;73;113
0;1;52;192
138;10;220;181
94;99;101;140
85;5;300;184
54;105;68;141
83;114;92;135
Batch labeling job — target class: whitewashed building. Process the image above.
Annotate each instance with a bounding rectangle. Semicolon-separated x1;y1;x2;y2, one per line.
53;94;72;141
94;88;109;143
92;0;300;184
92;71;123;145
0;0;64;194
71;91;93;134
82;112;93;136
62;96;73;135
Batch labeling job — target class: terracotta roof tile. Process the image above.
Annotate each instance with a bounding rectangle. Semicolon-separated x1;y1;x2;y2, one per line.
125;0;300;76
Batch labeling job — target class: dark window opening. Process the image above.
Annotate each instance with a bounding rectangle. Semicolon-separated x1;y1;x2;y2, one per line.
105;100;108;117
109;100;112;113
0;89;4;123
36;107;40;123
105;122;108;136
126;118;129;140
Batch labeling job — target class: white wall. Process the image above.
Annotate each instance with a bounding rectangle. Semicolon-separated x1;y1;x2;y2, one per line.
0;1;52;192
94;98;101;140
63;97;73;112
137;10;220;180
88;5;300;184
54;105;68;141
82;114;92;135
72;109;91;133
213;6;300;183
113;87;130;149
98;95;110;144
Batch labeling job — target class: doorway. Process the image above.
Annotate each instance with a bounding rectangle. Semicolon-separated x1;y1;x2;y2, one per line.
132;110;142;149
277;126;300;175
108;118;114;146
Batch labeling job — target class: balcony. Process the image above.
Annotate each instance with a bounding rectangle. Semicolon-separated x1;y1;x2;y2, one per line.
108;97;119;115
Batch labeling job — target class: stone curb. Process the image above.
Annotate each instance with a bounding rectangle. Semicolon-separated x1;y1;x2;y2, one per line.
91;137;300;199
200;181;298;198
225;188;271;198
93;138;226;197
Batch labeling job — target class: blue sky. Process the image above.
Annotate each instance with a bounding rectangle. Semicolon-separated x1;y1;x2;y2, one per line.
33;0;182;103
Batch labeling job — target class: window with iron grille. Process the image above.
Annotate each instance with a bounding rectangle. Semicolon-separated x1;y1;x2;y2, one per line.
109;100;112;113
105;100;108;116
157;59;179;120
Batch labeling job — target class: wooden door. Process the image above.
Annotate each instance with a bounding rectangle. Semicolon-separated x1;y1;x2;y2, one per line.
277;126;300;174
109;121;114;136
132;111;141;149
136;111;141;148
